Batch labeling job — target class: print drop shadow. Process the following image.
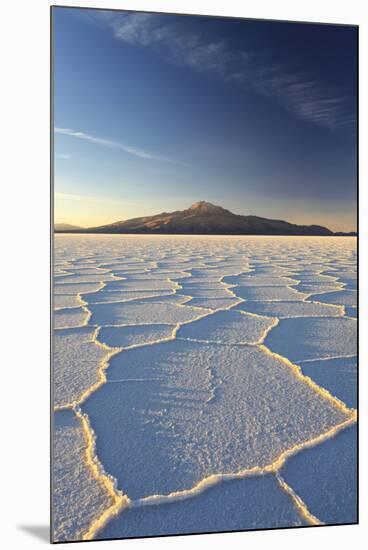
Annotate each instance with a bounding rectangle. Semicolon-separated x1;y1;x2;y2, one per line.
17;525;50;543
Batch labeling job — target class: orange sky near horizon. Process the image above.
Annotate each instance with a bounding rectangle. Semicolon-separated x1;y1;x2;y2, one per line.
54;192;357;233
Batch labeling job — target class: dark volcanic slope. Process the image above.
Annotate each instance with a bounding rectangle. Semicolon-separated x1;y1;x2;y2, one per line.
80;201;334;236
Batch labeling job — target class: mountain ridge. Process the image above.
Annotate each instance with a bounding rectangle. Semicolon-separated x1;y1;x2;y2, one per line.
55;201;356;236
54;223;83;231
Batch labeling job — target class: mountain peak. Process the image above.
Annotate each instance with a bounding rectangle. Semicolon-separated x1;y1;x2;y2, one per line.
189;201;226;213
55;201;337;236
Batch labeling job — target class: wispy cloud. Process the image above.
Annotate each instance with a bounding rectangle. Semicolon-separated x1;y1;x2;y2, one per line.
242;66;356;131
106;13;233;78
96;12;355;131
55;127;177;163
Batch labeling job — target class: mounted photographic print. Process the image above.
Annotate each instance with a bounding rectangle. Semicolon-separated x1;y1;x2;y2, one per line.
51;5;358;543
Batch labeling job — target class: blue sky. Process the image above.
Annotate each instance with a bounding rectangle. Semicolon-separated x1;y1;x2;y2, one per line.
53;7;357;231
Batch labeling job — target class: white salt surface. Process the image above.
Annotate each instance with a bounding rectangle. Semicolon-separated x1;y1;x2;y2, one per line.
54;294;82;309
53;326;110;408
232;285;308;301
84;340;348;500
53;410;113;542
54;307;89;329
281;425;357;524
98;324;175;348
89;301;211;326
295;283;343;295
183;296;241;309
309;289;357;307
224;274;297;286
99;474;306;539
54;273;116;284
177;309;275;344
264;317;357;362
234;300;342;318
54;282;103;295
84;289;172;304
344;306;357;318
300;356;357;409
102;279;176;292
53;235;357;541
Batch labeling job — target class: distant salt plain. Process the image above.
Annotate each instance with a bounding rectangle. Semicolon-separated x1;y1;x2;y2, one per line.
52;235;357;542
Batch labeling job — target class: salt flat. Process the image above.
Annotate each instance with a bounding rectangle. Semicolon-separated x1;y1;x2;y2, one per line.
53;235;357;542
53;410;114;542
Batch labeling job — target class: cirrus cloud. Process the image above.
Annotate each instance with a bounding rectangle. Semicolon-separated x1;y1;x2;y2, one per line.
54;127;180;164
94;11;355;132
